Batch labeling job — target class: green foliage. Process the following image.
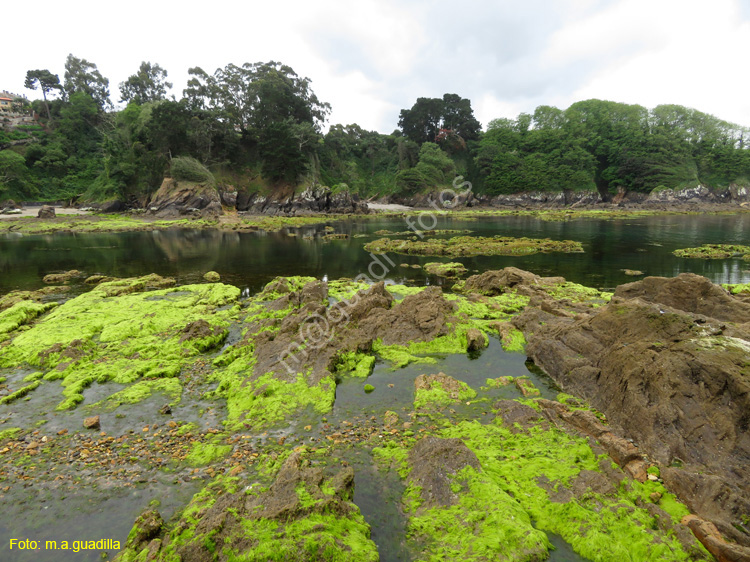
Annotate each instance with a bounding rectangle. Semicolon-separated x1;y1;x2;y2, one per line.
398;93;481;146
170;156;216;185
63;53;111;110
119;61;172;105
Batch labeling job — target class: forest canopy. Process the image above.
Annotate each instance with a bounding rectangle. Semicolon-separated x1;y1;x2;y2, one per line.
2;54;749;204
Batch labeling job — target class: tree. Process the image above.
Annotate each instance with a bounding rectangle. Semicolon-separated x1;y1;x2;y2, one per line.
24;69;61;120
63;54;111;110
183;61;330;134
398;94;480;146
119;62;172;105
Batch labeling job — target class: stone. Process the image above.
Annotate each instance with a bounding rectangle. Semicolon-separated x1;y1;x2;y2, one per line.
624;459;649;483
37;205;56;218
159;404;172;415
203;271;221;282
465;328;486;351
83;415;100;430
43;270;82;284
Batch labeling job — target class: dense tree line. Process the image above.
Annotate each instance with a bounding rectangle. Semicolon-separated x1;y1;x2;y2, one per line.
1;54;749;204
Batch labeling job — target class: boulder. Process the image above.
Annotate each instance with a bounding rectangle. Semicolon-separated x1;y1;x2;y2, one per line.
43;270;82;284
83;415;100;430
37;205;55;218
465;327;486;351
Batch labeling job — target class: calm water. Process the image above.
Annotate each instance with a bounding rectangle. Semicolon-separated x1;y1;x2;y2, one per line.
1;213;748;562
1;213;748;296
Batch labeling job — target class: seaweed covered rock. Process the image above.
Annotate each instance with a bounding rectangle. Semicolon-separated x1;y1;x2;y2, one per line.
0;275;238;411
114;453;378;562
413;372;476;410
404;436;550;561
42;269;83;284
522;273;750;546
407;437;481;508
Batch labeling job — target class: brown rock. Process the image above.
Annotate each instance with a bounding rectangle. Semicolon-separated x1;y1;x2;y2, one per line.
624;459;649;483
682;515;750;562
523;272;750;543
43;270;82;284
414;372;467;400
513;377;540;397
83;415;100;430
37;205;55;218
407;437;481;509
465;328;486;351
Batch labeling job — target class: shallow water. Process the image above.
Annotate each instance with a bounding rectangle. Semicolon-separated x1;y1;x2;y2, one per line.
2;213;746;561
1;214;748;296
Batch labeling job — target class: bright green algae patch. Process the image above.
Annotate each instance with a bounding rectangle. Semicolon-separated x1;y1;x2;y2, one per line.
439;417;705;562
364;235;584;257
722;282;750;294
413;375;476;410
409;465;550;562
673;244;750;259
0;301;57;340
0;277;240;410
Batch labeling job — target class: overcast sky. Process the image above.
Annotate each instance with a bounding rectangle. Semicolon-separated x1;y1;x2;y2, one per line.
4;0;749;132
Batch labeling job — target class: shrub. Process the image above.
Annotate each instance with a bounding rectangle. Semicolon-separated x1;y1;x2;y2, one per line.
170;156;215;185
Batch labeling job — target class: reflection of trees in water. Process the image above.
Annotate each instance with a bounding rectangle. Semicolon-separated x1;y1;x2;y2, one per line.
2;216;750;297
150;230;240;263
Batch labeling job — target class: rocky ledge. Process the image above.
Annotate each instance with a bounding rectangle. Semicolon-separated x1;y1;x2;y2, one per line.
518;272;750;551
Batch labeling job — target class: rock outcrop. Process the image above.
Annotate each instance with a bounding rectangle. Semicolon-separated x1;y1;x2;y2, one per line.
236;185;368;215
115;453;377;561
148;177;222;217
520;273;750;546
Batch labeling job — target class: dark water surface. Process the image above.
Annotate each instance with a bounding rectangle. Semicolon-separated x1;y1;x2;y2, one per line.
1;213;748;297
1;213;748;561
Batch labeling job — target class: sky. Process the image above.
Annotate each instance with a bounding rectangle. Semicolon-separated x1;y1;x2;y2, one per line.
3;0;749;133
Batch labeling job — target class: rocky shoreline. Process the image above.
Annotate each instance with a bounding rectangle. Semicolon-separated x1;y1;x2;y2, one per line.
1;267;748;561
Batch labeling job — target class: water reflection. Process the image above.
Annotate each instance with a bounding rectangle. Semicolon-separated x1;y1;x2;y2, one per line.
1;214;748;296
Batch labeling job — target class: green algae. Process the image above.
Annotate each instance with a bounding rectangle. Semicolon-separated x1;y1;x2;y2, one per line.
0;277;240;410
330;351;375;378
673;244;750;259
240;214;348;232
500;327;526;352
546;281;613;304
409;465;550;562
413;378;476;410
438;417;705;562
0;301;57;338
372;441;411;478
1;214;221;235
723;282;750;294
186;440;232;467
97;379;183;409
0;427;22;440
365;235;584;257
0;380;41;405
423;262;468;278
212;370;335;430
328;279;369;301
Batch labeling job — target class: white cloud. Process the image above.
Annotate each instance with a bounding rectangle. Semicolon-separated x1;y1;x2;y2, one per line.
3;0;749;132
